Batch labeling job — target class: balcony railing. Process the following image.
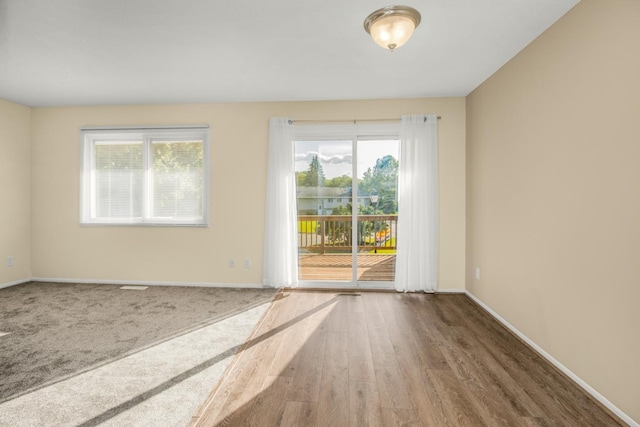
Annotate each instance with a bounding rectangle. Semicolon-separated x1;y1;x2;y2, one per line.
298;215;397;254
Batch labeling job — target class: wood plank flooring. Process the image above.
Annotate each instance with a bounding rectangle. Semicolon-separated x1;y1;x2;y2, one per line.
190;291;624;426
299;254;395;282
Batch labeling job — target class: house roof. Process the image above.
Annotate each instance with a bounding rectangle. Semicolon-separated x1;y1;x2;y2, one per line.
297;186;378;199
297;187;349;198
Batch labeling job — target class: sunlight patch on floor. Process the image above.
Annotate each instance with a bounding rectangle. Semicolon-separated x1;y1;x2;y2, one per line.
0;302;271;427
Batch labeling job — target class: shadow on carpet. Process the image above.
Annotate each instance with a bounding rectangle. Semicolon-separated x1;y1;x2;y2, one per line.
0;282;276;402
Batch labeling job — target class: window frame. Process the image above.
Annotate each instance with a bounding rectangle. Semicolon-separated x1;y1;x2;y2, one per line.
80;125;210;226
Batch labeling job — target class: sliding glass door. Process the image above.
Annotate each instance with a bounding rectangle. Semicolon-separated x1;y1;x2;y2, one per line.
295;139;354;282
355;139;399;284
294;137;399;288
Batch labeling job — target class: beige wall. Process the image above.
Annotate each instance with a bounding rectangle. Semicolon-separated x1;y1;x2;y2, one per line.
0;99;31;286
30;97;466;290
466;0;640;422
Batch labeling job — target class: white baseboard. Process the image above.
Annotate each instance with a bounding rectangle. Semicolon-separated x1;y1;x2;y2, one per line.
294;281;466;293
30;277;266;289
465;291;638;427
0;278;31;290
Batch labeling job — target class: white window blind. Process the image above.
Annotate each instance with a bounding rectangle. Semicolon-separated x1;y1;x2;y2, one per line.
81;126;209;226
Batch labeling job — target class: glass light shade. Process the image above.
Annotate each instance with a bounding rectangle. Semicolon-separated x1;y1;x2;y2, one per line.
364;6;421;52
369;15;416;51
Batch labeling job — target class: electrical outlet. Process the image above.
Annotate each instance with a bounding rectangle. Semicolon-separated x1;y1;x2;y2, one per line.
6;256;14;267
228;258;236;268
475;267;480;281
243;258;251;269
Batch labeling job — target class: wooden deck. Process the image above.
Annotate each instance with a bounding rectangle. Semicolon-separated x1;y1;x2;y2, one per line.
298;254;395;282
190;291;624;426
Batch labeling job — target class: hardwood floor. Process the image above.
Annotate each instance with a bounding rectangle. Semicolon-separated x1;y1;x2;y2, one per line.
190;291;624;426
299;254;396;282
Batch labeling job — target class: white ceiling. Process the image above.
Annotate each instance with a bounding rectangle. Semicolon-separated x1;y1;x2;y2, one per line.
0;0;579;107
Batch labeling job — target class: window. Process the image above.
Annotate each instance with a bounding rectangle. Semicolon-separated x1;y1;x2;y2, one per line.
81;126;209;226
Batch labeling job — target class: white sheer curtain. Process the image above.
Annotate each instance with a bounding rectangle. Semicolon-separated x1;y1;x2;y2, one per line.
395;114;439;292
263;118;299;288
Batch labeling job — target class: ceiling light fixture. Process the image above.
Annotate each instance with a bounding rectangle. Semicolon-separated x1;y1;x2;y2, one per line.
363;5;421;52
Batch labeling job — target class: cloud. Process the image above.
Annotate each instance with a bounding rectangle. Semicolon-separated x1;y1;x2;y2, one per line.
295;151;352;165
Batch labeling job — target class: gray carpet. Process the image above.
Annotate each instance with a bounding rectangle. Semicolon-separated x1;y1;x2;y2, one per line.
0;282;277;403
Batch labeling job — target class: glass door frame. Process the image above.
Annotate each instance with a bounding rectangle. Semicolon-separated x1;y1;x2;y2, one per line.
292;122;400;290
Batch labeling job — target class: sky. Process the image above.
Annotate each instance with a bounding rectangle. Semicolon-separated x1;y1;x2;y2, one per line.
294;139;399;180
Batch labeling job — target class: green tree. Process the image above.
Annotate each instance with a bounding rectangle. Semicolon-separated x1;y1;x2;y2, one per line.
360;155;399;214
295;171;308;187
331;203;352;215
151;142;204;216
324;174;352;188
95;143;143;170
301;155;326;187
331;203;384;216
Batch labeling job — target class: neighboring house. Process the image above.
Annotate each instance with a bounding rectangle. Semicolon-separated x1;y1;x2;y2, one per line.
296;186;375;215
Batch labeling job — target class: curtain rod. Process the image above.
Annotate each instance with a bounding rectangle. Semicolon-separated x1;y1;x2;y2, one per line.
289;116;441;125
